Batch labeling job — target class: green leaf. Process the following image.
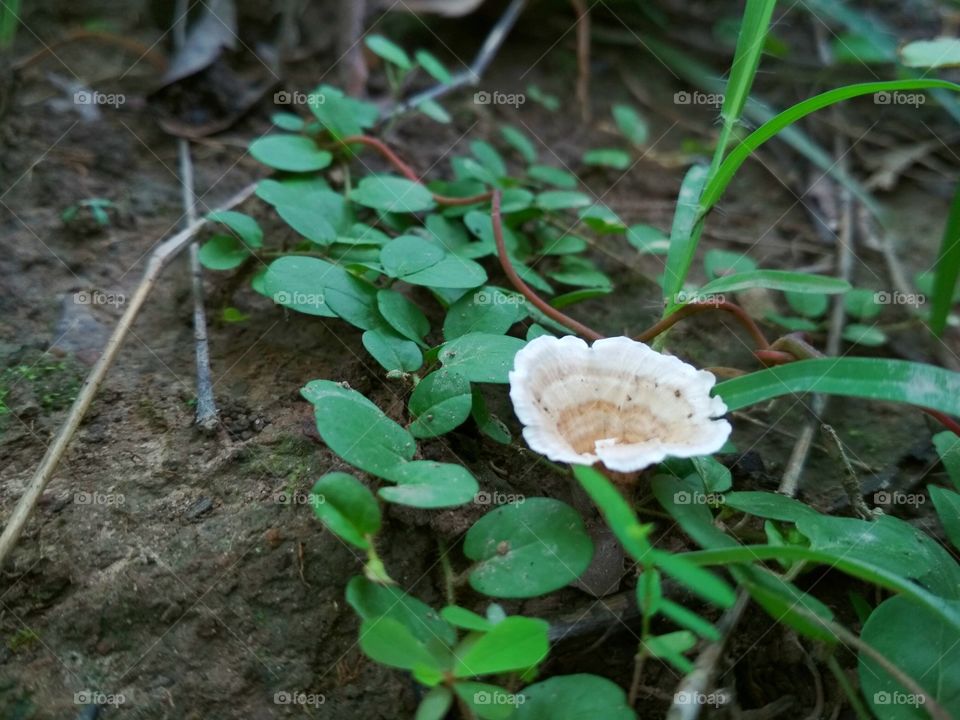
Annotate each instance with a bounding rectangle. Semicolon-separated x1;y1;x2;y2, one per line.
500;125;537;163
699;270;850;298
703;249;757;279
934;431;960;490
408;370;473;438
701;79;960;211
900;37;960;69
438;333;527;383
381;235;445;277
645;631;697;672
613;104;648;146
930;486;960;551
207;210;262;248
663;164;709;307
377;289;430;345
359;617;446;673
528;165;578;189
843;324;886;347
353;176;436;214
444;288;524;339
416;687;454;720
578;205;626;233
440;606;493;633
626;224;670;254
536;191;592;211
692;456;732;493
738;565;837;643
582;149;631;170
270;112;304;131
498;188;534;214
417;99;450;124
249;135;332;172
402;255;488;289
265;256;379;324
844;288;883;320
415;49;452;83
465;498;593;598
860;596;960;719
651;550;735;608
715;358;960;418
550;287;611;309
301;380;416;476
198;234;250;270
454;682;521;720
513;674;636;720
929;179;960;335
310;84;379;138
365;34;412;70
471;140;508;179
723;491;820;522
453;616;549;678
362;328;423;372
379;461;478;508
786;290;829;318
346;576;456;649
310;472;381;549
274;190;346;245
256;176;331;207
659;599;721;641
548;256;611;289
573;465;653;561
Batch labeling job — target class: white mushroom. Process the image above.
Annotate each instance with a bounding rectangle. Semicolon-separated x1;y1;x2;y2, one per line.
508;335;732;472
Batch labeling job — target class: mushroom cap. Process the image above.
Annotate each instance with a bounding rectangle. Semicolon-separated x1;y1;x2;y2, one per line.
508;335;731;472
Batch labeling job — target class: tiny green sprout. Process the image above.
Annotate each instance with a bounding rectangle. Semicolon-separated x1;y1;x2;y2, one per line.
61;197;115;230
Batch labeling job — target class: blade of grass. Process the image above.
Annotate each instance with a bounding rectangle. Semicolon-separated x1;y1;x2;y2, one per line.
930;179;960;335
715;357;960;417
698;270;850;296
662;165;708;311
707;0;778;182
700;79;960;212
0;0;20;49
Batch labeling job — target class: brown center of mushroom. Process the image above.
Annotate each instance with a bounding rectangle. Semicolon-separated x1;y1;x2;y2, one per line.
554;394;694;454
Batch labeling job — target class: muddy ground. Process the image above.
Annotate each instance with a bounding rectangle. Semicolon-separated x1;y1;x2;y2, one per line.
1;2;958;719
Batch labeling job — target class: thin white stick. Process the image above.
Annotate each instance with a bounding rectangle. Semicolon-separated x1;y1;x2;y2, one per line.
0;182;258;570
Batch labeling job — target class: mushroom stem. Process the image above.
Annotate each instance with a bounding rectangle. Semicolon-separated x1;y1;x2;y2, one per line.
492;191;605;341
336;135;493;207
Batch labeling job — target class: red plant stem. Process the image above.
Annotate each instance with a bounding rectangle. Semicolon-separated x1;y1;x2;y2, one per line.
922;408;960;437
492;191;605;341
338;135;493;207
636;301;771;350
